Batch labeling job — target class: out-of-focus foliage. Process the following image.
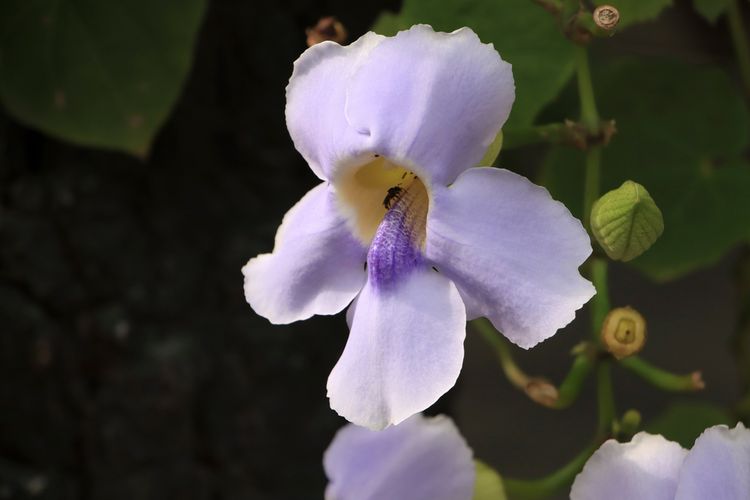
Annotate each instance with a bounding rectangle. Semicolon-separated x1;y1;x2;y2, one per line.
646;401;733;448
594;0;672;28
692;0;732;23
541;60;750;281
0;0;206;156
372;0;576;128
591;181;664;262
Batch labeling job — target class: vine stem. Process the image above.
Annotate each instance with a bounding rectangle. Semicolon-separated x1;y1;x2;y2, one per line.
728;0;750;99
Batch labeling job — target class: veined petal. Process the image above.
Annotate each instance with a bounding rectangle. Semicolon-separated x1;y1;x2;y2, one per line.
323;414;475;500
286;32;384;180
341;25;514;186
570;433;688;500
425;167;594;349
675;423;750;500
242;183;366;324
327;268;466;430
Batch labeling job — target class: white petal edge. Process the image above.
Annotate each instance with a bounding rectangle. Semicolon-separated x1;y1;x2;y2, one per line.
327;267;466;429
242;183;366;324
324;414;475;500
425;167;594;349
570;433;688;500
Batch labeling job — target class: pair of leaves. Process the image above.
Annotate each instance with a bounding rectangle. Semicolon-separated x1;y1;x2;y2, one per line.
541;59;750;281
0;0;206;155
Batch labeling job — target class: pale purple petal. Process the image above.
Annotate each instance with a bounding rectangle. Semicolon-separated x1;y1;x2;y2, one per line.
675;423;750;500
425;167;594;349
242;183;366;324
285;32;384;180
570;433;688;500
327;268;466;429
324;414;475;500
341;25;514;186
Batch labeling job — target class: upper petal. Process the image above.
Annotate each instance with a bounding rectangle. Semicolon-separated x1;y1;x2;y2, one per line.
675;423;750;500
425;167;594;349
341;25;514;186
285;32;384;180
570;433;688;500
323;414;475;500
327;267;466;429
242;183;366;324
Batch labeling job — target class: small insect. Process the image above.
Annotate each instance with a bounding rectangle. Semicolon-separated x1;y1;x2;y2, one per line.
382;185;404;209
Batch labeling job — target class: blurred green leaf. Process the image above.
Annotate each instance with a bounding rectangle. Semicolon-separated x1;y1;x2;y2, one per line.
473;461;507;500
692;0;731;23
646;401;733;448
540;59;750;281
0;0;206;156
373;0;576;129
594;0;672;28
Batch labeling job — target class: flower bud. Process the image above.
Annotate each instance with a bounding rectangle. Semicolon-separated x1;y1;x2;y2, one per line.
306;17;348;47
601;306;646;359
593;5;620;31
591;180;664;262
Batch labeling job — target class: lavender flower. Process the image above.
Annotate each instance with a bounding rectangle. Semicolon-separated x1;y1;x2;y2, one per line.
571;423;750;499
243;25;594;429
324;414;474;500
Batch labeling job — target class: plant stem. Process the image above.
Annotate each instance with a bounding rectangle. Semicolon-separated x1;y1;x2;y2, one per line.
728;0;750;99
555;353;595;409
575;46;600;133
474;319;529;389
503;439;600;499
619;356;706;392
589;257;610;339
582;146;601;231
596;361;616;435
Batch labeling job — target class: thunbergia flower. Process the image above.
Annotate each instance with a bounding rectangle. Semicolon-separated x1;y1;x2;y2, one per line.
243;24;595;429
324;414;475;500
570;423;750;500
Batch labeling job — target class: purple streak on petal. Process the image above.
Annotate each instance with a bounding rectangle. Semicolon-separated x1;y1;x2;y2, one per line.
366;186;425;290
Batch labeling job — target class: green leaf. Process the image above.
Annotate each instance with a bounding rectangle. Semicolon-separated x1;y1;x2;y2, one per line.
594;0;672;28
540;59;750;281
591;181;664;262
692;0;731;23
372;0;576;129
646;401;734;448
0;0;207;156
473;461;507;500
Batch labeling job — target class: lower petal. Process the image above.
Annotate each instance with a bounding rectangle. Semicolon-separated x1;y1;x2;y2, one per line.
570;433;687;500
675;423;750;500
327;268;466;430
242;183;366;324
426;167;594;349
323;414;475;500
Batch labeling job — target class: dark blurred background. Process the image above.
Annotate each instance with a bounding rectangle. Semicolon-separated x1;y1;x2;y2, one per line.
0;0;745;499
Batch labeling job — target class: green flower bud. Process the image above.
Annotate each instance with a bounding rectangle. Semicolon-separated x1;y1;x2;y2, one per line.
473;461;507;500
479;130;503;167
601;306;647;360
591;181;664;262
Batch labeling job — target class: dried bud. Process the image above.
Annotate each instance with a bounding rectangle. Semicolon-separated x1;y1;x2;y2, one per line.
593;5;620;30
525;378;560;408
306;16;348;47
601;306;646;359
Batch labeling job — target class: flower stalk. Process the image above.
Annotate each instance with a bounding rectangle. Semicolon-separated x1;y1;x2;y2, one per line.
619;356;705;392
728;0;750;99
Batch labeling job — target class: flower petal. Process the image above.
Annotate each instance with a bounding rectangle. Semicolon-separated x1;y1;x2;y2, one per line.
425;167;594;349
286;32;384;180
242;183;366;324
327;268;466;429
675;423;750;500
323;414;475;500
570;433;688;500
341;25;514;186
